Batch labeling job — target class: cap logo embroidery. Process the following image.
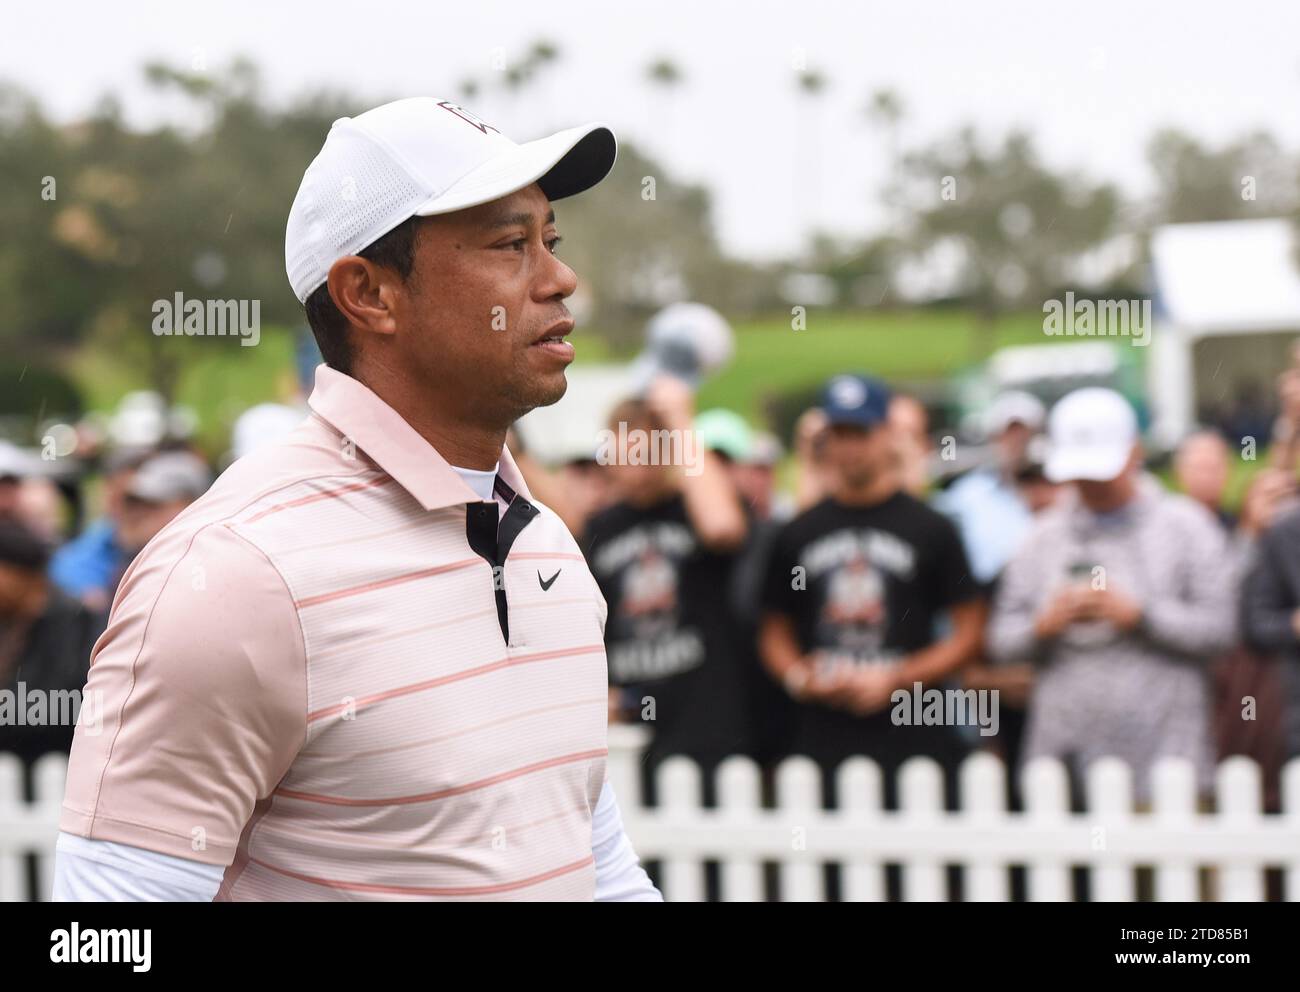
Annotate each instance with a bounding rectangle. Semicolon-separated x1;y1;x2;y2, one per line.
830;377;867;408
436;101;501;135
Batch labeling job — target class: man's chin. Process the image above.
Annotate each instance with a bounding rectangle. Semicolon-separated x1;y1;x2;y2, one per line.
511;372;568;420
534;371;569;408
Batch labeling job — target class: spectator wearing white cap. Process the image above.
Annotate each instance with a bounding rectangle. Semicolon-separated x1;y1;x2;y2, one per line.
987;387;1235;806
935;390;1049;588
49;447;152;614
114;451;213;566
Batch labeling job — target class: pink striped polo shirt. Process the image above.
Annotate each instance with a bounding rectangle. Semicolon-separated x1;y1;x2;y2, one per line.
60;365;610;900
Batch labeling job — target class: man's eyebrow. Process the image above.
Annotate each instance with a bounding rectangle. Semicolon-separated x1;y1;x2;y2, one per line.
486;208;556;230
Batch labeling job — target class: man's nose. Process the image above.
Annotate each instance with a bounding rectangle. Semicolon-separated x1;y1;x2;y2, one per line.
535;250;578;301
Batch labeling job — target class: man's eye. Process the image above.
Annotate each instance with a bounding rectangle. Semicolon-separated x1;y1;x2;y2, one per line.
500;236;561;252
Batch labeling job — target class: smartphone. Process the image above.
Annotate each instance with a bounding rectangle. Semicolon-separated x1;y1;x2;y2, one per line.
1068;561;1092;582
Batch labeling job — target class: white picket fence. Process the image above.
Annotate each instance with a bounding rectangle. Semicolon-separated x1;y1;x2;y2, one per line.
3;735;1299;901
0;753;64;902
604;727;1300;902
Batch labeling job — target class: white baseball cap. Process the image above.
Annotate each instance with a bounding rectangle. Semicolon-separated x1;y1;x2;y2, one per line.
985;389;1046;436
1044;387;1138;483
126;451;213;504
231;402;306;460
285;97;617;303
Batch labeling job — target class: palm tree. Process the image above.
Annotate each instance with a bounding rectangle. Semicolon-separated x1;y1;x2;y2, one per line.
523;39;561;131
647;58;682;89
528;39;560;68
794;69;829;247
866;87;906;226
867;88;904;170
645;58;684;155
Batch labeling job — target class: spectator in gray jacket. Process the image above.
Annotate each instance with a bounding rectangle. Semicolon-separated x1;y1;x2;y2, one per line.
988;389;1236;804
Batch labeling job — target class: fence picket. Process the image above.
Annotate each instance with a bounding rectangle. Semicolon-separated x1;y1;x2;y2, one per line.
1089;758;1136;901
962;752;1008;902
898;758;945;901
1285;761;1300;902
657;756;704;902
716;756;762;902
1150;759;1198;901
31;754;64;902
838;758;885;902
0;755;26;903
774;757;822;901
1216;757;1264;902
1023;758;1071;901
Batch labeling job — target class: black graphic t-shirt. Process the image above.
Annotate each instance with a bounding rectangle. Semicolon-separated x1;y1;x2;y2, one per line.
760;492;978;768
583;495;755;764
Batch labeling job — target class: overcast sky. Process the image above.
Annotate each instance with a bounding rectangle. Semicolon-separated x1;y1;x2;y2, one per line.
5;0;1299;260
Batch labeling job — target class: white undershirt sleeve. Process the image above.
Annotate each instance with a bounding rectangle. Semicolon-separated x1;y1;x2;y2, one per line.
53;831;225;902
591;780;663;902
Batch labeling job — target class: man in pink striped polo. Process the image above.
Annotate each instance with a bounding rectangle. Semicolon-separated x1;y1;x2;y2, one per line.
53;98;661;901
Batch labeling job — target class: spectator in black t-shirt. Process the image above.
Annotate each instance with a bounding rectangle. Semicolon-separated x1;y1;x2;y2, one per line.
694;410;797;769
582;377;754;803
0;519;103;777
759;374;985;809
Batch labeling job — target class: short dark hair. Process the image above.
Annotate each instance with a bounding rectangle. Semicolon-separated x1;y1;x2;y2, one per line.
0;519;52;572
607;397;667;435
302;215;424;376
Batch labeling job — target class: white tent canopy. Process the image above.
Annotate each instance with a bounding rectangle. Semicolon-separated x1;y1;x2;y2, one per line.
1148;218;1300;447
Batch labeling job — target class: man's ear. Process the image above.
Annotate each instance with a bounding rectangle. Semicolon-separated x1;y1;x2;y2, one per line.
326;256;401;338
1128;442;1144;473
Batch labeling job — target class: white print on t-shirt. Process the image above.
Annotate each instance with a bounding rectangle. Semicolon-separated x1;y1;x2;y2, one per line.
608;629;705;683
801;527;917;580
621;548;677;617
822;555;886;625
591;522;696;575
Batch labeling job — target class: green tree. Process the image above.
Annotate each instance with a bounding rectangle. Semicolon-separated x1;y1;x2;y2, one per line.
1146;128;1297;223
897;128;1121;358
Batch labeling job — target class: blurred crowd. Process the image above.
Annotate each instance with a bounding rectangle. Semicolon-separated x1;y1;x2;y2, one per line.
4;349;1300;876
0;392;305;780
514;354;1300;841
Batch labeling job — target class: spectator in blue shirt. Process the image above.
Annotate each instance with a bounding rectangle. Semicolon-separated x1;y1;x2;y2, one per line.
49;448;150;613
935;391;1047;587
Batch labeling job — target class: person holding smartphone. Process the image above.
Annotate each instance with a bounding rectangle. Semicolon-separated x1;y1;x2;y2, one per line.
987;389;1235;807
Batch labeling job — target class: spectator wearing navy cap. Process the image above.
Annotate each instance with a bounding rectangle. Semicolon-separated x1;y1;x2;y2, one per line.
758;374;984;816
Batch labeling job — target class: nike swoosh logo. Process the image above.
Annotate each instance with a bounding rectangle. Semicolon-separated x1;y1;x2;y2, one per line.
539;569;561;591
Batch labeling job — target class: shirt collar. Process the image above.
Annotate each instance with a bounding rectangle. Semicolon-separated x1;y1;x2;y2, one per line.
306;364;533;511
